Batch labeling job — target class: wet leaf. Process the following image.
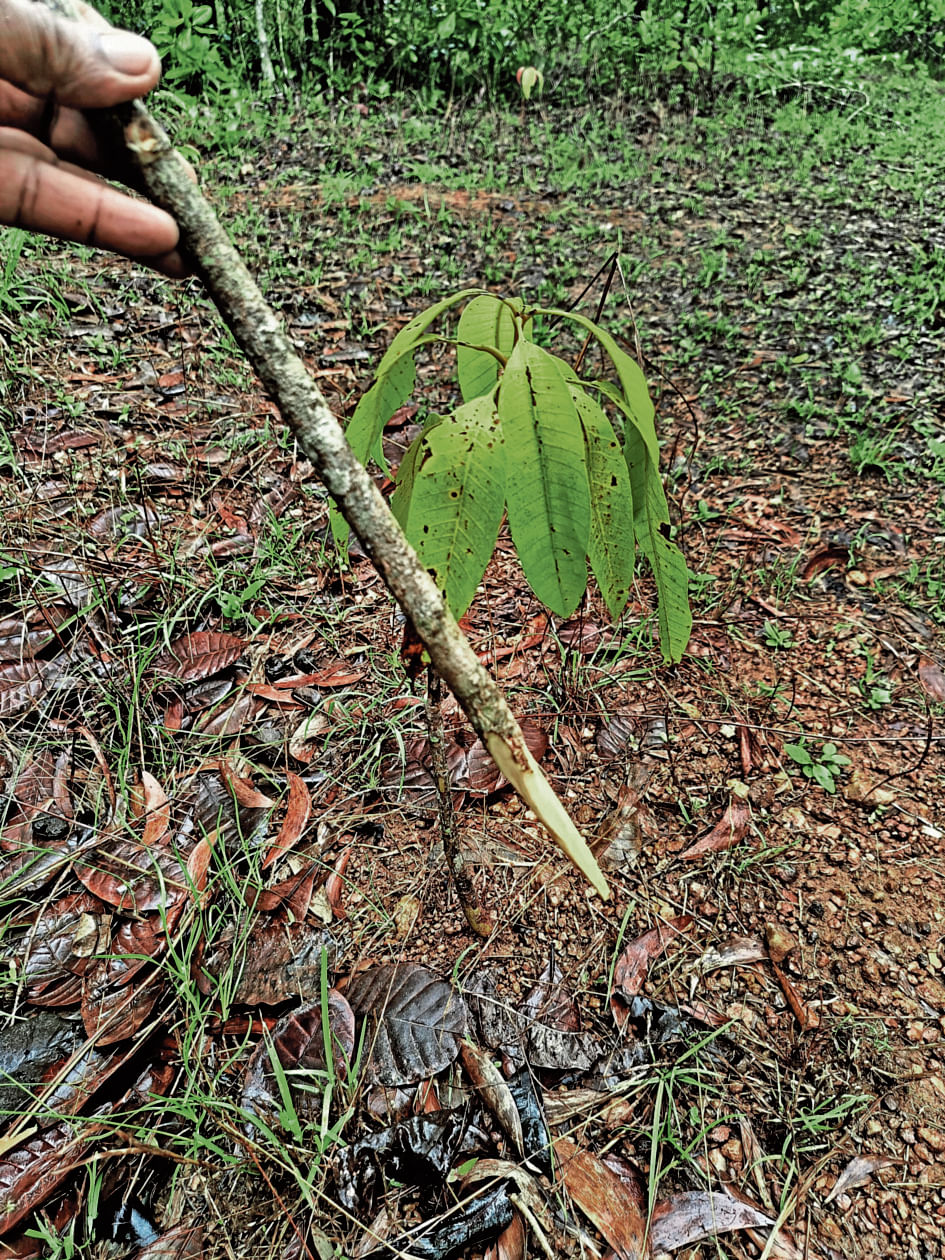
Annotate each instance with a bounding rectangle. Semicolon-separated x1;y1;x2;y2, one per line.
460;1041;523;1156
524;958;579;1032
81;968;165;1043
271;990;356;1074
198;921;339;1005
612;915;693;1002
346;963;467;1086
485;1210;525;1260
0;1122;89;1235
153;631;245;682
650;1189;773;1251
75;837;190;914
553;1136;647;1259
0;662;45;718
132;1222;205;1259
16;892;109;988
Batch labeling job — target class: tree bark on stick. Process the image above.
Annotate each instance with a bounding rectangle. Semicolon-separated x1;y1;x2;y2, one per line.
45;0;610;900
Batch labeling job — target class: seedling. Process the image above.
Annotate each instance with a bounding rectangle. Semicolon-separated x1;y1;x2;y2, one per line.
762;619;794;650
333;290;690;660
783;739;850;793
855;645;892;711
332;288;690;929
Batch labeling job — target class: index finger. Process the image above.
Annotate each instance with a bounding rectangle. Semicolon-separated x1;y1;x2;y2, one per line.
0;137;186;274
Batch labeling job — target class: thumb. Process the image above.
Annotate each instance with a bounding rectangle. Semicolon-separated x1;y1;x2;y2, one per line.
0;0;161;108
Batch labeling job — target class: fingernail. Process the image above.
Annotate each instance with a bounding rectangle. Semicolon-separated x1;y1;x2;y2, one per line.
100;31;157;76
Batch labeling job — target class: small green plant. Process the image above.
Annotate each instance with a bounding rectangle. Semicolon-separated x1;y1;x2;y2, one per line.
516;65;544;99
783;738;851;793
855;645;893;710
333;290;691;662
762;619;794;650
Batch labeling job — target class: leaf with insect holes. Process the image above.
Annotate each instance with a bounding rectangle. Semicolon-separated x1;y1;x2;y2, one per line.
153;630;245;682
395;393;506;618
566;377;635;620
346;963;467;1086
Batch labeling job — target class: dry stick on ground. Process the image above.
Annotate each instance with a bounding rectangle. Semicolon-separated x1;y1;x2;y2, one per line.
44;0;609;901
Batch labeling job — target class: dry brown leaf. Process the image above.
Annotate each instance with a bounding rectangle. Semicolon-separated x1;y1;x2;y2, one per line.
153;630;245;682
764;922;796;964
693;935;767;975
824;1153;897;1204
650;1189;773;1251
680;799;751;861
262;773;312;869
918;657;945;703
613;915;693;1001
553;1136;648;1259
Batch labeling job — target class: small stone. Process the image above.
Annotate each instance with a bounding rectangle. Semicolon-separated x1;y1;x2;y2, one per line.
721;1138;743;1164
765;921;796;963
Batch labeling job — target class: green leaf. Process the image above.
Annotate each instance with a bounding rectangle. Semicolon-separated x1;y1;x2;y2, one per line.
456;295;519;403
331;352;416;549
398;395;506;619
811;763;836;793
391;414;445;530
538;310;658;466
519;66;544;99
499;341;590;618
345;351;416;471
567;385;635;621
622;421;690;662
377;288;485;379
783;743;812;766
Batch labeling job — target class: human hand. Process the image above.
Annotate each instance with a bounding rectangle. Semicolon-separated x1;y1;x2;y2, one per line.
0;0;186;275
